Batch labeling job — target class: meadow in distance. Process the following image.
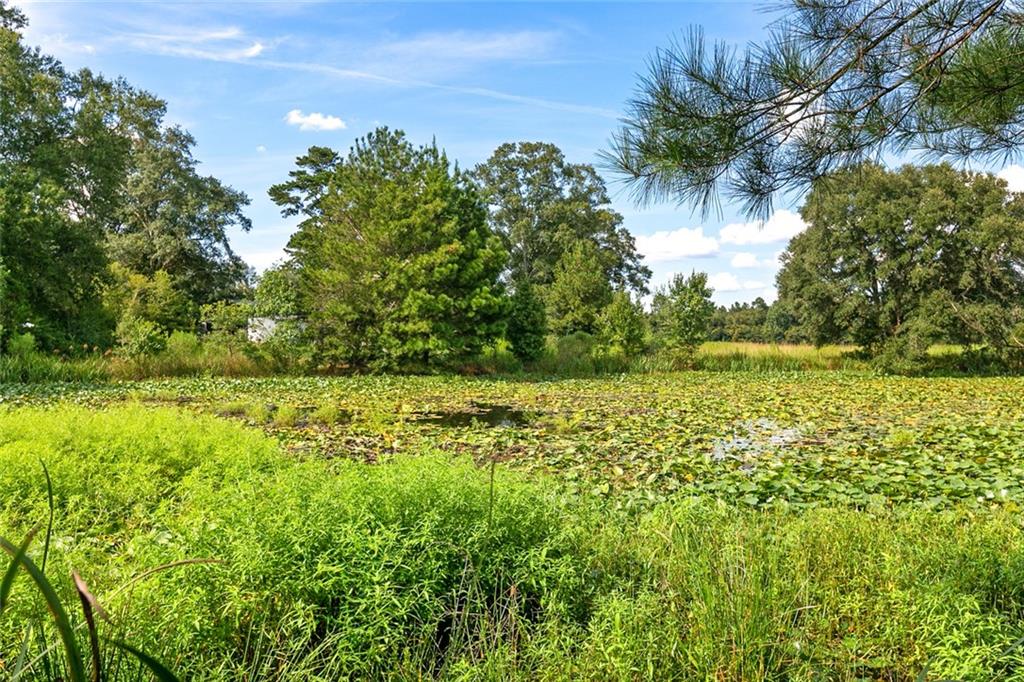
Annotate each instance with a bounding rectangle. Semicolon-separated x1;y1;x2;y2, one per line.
3;0;1024;679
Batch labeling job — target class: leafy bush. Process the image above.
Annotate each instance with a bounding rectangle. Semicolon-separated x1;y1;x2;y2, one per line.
115;315;167;358
651;271;715;367
6;331;37;357
0;406;591;678
165;330;202;357
0;332;109;383
596;291;647;357
506;282;546;362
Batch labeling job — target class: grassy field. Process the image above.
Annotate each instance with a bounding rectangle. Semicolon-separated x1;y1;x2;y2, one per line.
3;372;1024;679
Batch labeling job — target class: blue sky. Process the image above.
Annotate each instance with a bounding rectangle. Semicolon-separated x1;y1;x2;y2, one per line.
17;1;1024;305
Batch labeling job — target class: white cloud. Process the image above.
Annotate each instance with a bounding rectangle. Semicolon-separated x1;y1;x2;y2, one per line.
635;227;719;262
708;272;766;293
240;249;287;273
256;145;267;153
117;25;268;61
730;252;759;268
998;165;1024;193
378;30;558;62
730;251;781;269
284;109;347;132
719;209;807;245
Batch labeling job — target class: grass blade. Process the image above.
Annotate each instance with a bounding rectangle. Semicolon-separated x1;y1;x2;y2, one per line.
0;536;87;682
1;526;38;613
73;572;103;682
13;621;34;677
41;461;54;575
106;639;180;682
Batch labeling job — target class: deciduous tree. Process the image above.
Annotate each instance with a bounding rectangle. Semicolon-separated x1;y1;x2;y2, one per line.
777;163;1024;360
474;142;650;293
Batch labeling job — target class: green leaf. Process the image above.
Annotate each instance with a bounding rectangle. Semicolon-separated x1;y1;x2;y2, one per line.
0;536;87;682
0;526;38;614
106;638;181;682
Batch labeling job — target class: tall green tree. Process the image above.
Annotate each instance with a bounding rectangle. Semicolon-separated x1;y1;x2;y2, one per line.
271;128;507;370
778;163;1024;358
709;298;771;342
597;291;648;356
1;3;251;349
606;0;1024;218
505;281;546;362
651;271;715;363
0;3;163;348
544;241;613;336
473;142;650;293
109;126;252;307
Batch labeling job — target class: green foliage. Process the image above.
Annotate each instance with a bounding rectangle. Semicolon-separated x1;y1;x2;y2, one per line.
651;271;715;365
199;300;251;351
115;315;167;358
505;282;546;362
0;406;590;678
253;261;302;318
596;291;647;357
6;331;36;357
472;141;650;293
273;128;507;371
109;126;251;307
545;241;613;336
0;11;250;351
3;401;1024;678
710;297;768;342
103;263;195;333
779;164;1024;367
272;403;300;426
0;353;108;384
605;0;1024;218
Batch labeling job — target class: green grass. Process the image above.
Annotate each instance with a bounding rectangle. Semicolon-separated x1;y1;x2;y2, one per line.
2;404;1024;679
0;352;109;383
694;341;863;371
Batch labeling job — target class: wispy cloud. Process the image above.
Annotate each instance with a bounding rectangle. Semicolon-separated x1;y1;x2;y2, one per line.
377;30;558;62
284;109;346;131
119;25;268;61
250;57;618;118
101;19;615;119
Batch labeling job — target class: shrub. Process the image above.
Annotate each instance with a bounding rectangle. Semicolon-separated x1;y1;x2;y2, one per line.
596;291;647;357
506;282;546;362
245;402;271;423
310;402;343;425
115;315;167;358
6;331;37;357
165;330;202;357
651;271;715;367
272;403;300;426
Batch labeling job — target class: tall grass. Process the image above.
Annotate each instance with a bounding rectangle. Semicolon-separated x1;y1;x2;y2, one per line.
693;341;865;372
3;405;1024;679
0;353;109;383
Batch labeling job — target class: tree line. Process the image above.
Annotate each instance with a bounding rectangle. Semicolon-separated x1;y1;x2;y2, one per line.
3;0;1023;374
0;3;249;352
